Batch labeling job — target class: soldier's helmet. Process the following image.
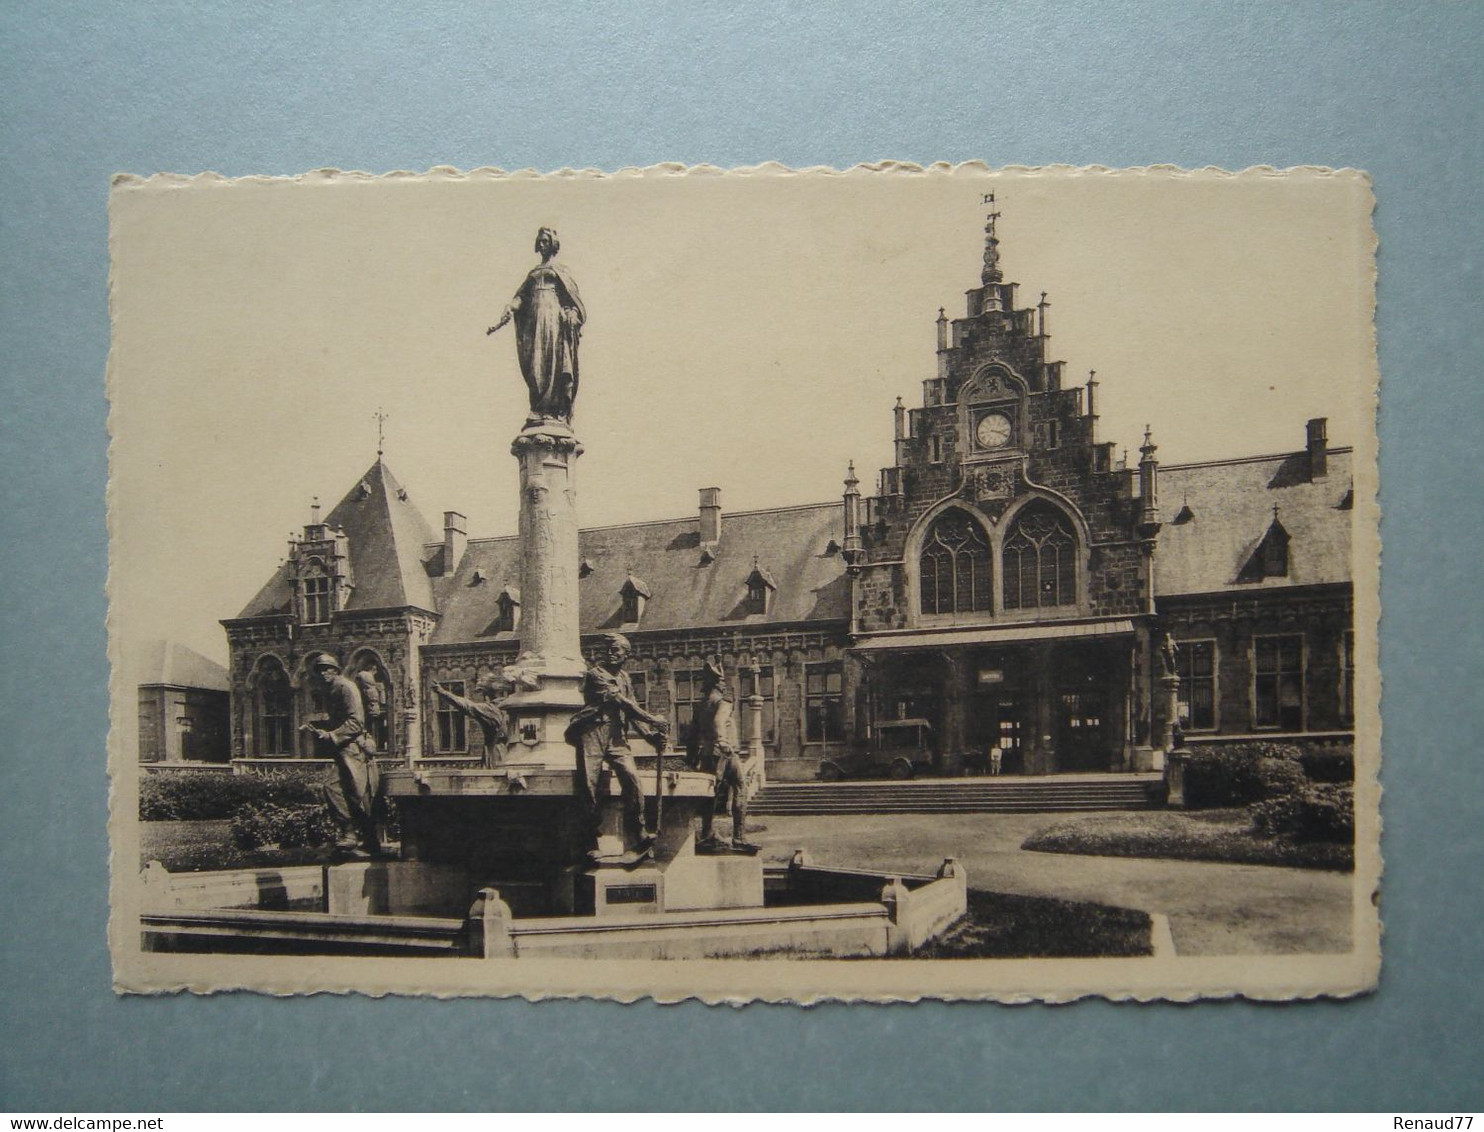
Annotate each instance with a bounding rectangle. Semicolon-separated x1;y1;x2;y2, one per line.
474;672;510;696
307;651;341;673
702;657;725;683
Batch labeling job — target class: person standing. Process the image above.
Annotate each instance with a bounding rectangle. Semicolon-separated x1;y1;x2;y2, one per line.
301;652;381;859
564;633;669;855
687;658;757;853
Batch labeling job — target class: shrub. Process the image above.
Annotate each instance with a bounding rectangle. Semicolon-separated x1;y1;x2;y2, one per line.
1252;785;1354;844
140;769;324;821
1300;744;1355;784
1179;742;1308;809
230;802;338;851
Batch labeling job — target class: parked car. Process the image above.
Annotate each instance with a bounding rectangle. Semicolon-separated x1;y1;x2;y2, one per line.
818;718;935;781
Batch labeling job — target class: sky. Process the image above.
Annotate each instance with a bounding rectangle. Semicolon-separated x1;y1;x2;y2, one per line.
108;165;1375;668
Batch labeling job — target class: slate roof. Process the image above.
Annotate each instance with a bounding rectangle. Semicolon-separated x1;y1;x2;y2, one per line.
133;639;230;691
234;446;1351;639
429;502;851;645
1155;448;1353;597
234;460;440;618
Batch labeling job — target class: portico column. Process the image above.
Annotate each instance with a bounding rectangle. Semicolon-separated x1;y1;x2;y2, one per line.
1028;642;1056;775
938;650;971;775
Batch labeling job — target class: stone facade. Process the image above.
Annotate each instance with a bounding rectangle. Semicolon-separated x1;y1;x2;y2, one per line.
220;211;1354;783
138;684;229;764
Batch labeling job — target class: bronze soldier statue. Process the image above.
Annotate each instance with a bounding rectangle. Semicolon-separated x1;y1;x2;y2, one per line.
564;633;669;857
355;666;388;751
430;674;513;768
301;651;381;859
687;658;758;853
487;227;586;424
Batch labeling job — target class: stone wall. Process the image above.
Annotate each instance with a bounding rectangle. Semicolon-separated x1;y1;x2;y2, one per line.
1157;586;1355;736
420;623;854;780
224;609;433;760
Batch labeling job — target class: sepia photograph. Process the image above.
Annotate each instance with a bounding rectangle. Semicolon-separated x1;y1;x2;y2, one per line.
107;164;1379;1001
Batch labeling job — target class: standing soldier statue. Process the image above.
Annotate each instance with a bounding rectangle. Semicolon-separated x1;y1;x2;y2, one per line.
687;658;759;854
487;226;586;425
430;674;514;769
564;633;669;860
301;652;381;859
355;665;388;752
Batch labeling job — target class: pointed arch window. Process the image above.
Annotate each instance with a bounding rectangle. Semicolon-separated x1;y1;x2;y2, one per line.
1003;503;1077;610
919;511;992;615
256;660;295;755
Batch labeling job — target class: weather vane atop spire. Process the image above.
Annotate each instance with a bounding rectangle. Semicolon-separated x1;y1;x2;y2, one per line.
981;190;1002;285
373;406;389;458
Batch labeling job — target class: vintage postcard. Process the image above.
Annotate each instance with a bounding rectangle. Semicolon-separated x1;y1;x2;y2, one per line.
108;163;1380;1001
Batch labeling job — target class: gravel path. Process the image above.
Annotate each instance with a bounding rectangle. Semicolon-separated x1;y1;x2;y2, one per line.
751;812;1353;956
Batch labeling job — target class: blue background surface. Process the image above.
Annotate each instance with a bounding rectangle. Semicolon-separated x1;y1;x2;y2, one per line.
2;1;1480;1112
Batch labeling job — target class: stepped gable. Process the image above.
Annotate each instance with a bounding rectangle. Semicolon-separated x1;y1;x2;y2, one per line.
429;501;849;645
1156;447;1353;597
235;459;440;618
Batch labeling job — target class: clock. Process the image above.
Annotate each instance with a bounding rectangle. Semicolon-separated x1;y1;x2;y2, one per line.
975;411;1013;449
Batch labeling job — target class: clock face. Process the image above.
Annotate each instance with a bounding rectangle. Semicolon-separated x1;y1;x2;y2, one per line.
975;412;1013;449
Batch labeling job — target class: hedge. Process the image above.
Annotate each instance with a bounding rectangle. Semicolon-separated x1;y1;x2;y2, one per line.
139;770;323;821
1299;744;1355;784
1252;785;1355;844
230;803;338;851
1178;742;1309;809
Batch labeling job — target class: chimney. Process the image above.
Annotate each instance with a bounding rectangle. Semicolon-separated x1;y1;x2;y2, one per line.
1306;417;1328;480
699;487;722;546
443;510;467;573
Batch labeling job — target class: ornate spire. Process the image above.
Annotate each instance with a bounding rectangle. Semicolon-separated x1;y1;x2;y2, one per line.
981;191;1003;284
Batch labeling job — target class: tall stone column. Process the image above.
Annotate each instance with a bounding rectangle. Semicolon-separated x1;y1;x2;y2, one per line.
1152;673;1179;773
741;692;767;795
500;421;587;770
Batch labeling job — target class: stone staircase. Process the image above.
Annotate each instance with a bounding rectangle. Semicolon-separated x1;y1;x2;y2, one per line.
751;774;1165;816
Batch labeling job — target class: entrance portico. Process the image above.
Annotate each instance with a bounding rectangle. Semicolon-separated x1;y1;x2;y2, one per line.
854;617;1148;776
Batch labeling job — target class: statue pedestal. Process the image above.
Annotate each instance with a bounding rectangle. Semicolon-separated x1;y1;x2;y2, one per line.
501;421;586;771
1151;672;1180;772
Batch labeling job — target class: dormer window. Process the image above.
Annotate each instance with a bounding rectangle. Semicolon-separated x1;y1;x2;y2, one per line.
1261;525;1290;577
1239;512;1291;583
494;585;521;633
744;561;777;616
620;575;651;624
302;558;332;624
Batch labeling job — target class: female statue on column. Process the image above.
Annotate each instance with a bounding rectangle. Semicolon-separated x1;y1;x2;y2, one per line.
487;227;586;424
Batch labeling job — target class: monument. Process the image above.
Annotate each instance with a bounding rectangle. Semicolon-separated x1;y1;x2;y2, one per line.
383;229;732;910
142;227;967;960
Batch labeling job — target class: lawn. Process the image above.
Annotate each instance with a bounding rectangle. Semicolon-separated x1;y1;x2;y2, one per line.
1021;808;1353;871
910;889;1152;959
140;819;339;872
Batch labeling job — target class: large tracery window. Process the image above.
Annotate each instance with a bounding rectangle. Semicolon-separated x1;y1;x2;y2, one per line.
1003;503;1078;610
919;511;993;615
